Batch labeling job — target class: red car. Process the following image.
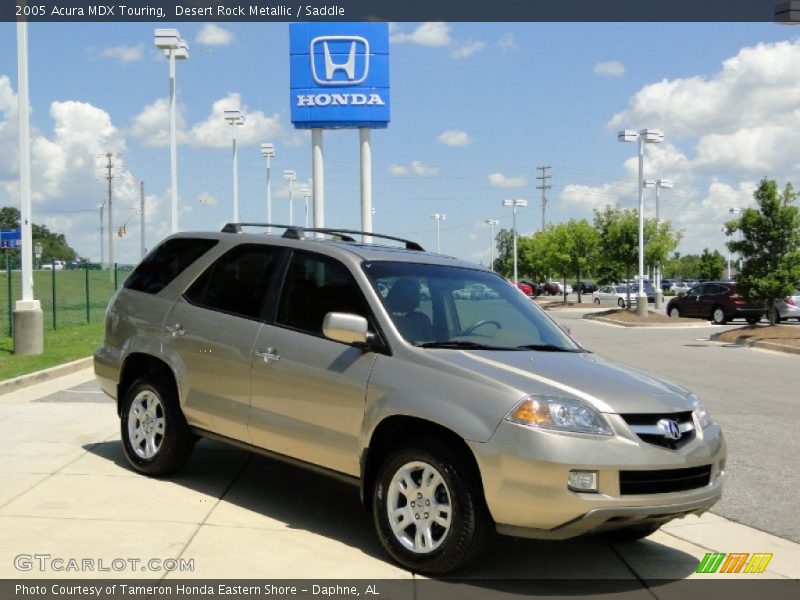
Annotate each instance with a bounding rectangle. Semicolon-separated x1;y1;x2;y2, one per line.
666;281;764;324
508;280;533;296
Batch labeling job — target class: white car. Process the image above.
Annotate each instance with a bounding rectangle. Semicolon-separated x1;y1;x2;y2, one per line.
546;281;573;295
592;284;636;308
41;260;65;271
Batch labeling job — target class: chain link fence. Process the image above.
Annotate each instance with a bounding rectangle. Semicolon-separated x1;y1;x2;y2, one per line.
1;255;134;336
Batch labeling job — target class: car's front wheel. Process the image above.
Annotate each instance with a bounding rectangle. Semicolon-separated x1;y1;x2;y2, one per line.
594;297;601;305
372;441;490;575
668;306;681;318
120;377;195;476
617;298;625;308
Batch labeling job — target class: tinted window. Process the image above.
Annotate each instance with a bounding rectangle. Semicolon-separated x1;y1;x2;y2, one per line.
705;284;725;295
125;238;217;294
277;251;370;335
184;244;282;320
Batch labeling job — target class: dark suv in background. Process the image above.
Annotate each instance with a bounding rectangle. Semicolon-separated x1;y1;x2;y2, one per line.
666;281;764;324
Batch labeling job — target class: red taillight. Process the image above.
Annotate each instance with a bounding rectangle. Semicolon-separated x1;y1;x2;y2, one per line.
785;297;797;306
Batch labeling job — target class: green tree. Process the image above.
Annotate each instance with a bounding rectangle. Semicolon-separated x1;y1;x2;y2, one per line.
518;231;551;282
565;219;600;302
697;248;726;281
0;206;78;264
645;219;682;284
542;223;573;302
594;205;639;307
726;179;800;325
0;206;20;230
493;228;514;277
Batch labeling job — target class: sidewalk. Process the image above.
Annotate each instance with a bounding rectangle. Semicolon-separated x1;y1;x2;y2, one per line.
0;367;798;583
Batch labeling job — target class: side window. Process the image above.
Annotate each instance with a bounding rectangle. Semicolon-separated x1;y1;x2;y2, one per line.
277;251;370;336
688;285;704;297
124;238;217;294
184;244;282;320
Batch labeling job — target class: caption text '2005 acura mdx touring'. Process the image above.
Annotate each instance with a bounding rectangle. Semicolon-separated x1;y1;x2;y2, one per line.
94;224;726;575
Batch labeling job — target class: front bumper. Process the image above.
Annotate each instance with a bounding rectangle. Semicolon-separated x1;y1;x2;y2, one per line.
469;416;726;539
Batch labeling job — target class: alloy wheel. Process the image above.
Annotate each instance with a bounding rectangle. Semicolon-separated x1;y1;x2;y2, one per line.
127;390;166;459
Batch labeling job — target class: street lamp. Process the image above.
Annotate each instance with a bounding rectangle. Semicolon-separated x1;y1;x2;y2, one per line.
721;227;732;280
430;213;446;253
301;185;312;229
283;170;297;226
502;199;528;285
643;178;673;307
484;218;499;272
618;128;665;316
729;207;744;272
154;28;188;234
224;109;245;222
260;143;276;233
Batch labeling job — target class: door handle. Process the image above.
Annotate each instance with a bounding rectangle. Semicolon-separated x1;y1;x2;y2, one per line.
255;348;281;363
165;323;185;337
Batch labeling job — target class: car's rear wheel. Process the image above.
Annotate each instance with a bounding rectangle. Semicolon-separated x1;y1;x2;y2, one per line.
602;522;661;542
712;307;727;325
594;298;601;305
617;298;625;308
668;306;681;318
120;377;195;476
746;315;761;325
372;440;490;575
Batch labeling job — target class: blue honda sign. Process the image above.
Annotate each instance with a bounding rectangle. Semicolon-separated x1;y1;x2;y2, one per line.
0;229;21;249
290;23;390;129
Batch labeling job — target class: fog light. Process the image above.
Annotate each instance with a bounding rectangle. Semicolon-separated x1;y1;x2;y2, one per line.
568;470;598;492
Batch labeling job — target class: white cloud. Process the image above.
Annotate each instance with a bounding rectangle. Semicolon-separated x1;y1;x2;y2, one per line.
437;129;471;147
594;60;625;77
196;24;235;46
451;41;486;59
389;161;438;177
198;193;217;206
98;44;144;63
498;33;518;52
489;172;529;189
390;22;452;47
129;98;185;147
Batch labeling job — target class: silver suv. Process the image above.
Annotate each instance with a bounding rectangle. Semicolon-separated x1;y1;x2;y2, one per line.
94;224;726;574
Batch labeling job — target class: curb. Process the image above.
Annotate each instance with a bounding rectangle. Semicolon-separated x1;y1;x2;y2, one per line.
0;357;93;397
584;314;711;328
709;332;800;355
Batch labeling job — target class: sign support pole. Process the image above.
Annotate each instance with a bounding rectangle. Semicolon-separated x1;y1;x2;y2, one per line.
13;21;43;356
359;128;373;243
312;128;325;237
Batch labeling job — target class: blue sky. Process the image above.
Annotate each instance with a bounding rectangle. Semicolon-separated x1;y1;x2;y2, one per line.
0;21;797;265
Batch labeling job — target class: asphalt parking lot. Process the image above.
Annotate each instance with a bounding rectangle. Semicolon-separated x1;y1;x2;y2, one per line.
0;315;798;584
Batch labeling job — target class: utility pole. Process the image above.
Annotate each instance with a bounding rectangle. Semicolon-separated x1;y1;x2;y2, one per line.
105;152;114;282
140;180;146;260
99;203;104;267
536;165;551;232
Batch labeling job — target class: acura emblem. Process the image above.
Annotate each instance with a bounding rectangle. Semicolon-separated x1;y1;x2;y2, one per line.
657;418;682;440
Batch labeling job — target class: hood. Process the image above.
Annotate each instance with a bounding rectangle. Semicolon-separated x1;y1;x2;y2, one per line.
429;349;693;415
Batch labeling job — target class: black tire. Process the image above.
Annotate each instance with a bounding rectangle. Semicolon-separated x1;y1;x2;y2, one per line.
711;306;727;325
602;522;661;542
120;377;195;476
617;298;625;308
372;439;490;575
594;298;601;305
668;306;681;318
746;315;761;325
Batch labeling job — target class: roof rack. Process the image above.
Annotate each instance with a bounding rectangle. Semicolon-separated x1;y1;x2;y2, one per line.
220;223;425;252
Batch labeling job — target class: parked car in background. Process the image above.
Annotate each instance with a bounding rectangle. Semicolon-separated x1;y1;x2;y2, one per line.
630;282;656;304
41;260;65;271
514;280;534;296
573;281;598;294
666;281;764;324
518;280;541;296
773;289;800;322
661;279;677;292
543;281;572;296
592;285;633;308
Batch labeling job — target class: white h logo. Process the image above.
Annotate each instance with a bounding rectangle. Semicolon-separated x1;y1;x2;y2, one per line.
310;36;370;86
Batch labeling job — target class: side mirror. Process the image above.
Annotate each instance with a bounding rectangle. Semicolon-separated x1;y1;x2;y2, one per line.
323;312;371;347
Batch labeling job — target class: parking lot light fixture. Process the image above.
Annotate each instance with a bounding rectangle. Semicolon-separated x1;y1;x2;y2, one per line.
283;170;297;226
430;213;446;253
502;199;528;285
154;28;188;234
224;109;245;222
260;143;276;233
618;128;665;316
484;218;500;271
301;185;312;229
644;178;674;307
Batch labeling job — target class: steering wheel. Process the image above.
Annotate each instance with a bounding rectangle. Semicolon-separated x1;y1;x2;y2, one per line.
460;320;503;336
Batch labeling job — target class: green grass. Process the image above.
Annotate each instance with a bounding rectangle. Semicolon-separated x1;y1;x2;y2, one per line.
0;322;104;381
0;268;124;335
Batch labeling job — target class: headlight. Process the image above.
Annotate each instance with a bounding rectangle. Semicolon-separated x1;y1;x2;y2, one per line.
690;394;711;428
505;395;612;436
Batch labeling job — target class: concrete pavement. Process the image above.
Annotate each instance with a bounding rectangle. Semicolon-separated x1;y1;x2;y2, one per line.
0;366;798;584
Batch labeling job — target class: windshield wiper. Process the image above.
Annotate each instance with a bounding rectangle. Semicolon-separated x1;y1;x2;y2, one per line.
415;341;518;350
516;344;585;352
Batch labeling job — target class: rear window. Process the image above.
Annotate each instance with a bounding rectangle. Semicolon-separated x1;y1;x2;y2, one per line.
124;238;218;294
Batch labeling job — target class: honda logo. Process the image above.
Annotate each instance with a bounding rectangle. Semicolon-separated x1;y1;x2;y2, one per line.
310;36;370;86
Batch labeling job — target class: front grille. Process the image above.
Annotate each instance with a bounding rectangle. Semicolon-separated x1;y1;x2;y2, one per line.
620;465;712;495
621;411;695;450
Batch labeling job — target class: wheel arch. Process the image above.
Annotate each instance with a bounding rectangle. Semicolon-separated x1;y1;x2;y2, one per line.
117;353;179;417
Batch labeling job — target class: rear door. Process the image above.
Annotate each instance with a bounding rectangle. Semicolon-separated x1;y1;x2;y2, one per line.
682;284;705;316
162;244;285;442
697;284;724;318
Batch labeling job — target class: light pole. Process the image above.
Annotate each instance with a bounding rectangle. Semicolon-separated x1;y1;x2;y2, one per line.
484;218;499;271
98;202;105;267
154;29;188;234
224;109;244;222
283;170;297;226
430;213;446;253
618;128;665;316
260;143;276;232
502;199;528;285
643;178;673;308
34;243;42;270
729;207;743;273
301;185;312;229
721;227;732;280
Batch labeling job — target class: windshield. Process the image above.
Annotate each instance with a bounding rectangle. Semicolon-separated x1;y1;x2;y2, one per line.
363;261;583;351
